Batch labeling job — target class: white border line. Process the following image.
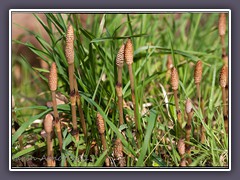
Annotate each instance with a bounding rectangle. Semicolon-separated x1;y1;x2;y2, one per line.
9;9;231;171
10;9;230;12
10;168;229;172
9;9;12;172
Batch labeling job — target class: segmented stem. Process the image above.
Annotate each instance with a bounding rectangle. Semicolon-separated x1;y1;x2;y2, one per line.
51;91;63;151
220;36;226;57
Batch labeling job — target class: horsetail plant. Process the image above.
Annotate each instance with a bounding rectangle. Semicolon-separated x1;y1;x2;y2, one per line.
96;112;110;166
166;54;173;81
177;138;186;167
124;38;139;134
48;62;63;151
194;60;203;102
194;60;206;143
44;113;55;167
65;24;78;141
219;65;228;134
171;67;182;125
219;13;229;109
219;13;227;58
115;44;125;126
114;138;126;167
224;57;229;110
185;98;193;164
74;76;87;137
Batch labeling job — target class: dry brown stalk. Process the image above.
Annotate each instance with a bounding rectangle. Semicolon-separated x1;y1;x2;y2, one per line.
171;67;182;125
116;44;125;126
96;113;110;167
185;99;193;164
177;138;186;167
44;113;55;167
114;138;126;167
220;65;228;134
74;77;87;137
48;62;63;151
65;24;79;141
124;38;139;133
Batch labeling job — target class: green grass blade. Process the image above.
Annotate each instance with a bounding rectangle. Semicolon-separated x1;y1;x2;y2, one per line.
136;109;157;166
93;150;108;167
12;142;46;160
12;109;51;145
